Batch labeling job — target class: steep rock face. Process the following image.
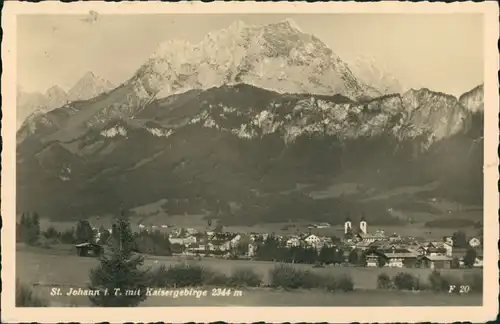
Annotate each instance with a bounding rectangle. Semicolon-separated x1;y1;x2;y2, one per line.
173;85;471;149
132;19;376;101
67;71;115;102
182;85;405;144
459;84;484;114
402;88;470;145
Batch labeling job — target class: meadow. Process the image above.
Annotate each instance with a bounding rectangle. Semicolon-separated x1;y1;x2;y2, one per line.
24;178;482;241
16;244;482;307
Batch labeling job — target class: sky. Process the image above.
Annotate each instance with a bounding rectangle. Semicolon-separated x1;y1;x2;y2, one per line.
17;13;484;97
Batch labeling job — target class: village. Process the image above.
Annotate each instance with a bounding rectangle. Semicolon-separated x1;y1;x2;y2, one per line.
84;215;483;270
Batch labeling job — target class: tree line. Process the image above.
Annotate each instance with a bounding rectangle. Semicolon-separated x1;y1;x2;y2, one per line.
254;236;366;266
16;212;173;256
254;235;479;268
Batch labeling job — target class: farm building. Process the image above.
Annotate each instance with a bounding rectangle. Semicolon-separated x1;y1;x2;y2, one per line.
75;242;103;257
365;250;387;267
420;255;452;269
366;254;379;267
384;252;419;268
468;237;482;248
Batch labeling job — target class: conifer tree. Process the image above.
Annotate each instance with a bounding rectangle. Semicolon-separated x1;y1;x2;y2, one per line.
76;219;94;243
88;214;150;307
32;212;41;237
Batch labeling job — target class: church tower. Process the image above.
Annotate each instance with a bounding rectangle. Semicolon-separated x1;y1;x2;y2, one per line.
359;214;367;234
344;216;352;234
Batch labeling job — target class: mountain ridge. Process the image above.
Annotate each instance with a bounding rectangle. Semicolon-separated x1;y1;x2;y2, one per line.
17;71;115;129
16;82;483;224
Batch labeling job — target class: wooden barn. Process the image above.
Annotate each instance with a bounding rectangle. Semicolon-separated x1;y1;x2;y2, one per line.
75;242;103;257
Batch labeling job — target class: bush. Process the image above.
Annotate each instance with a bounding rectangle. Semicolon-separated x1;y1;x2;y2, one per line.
323;274;337;292
416;277;430;291
36;236;53;249
203;271;231;286
229;267;262;287
428;270;450;292
150;263;209;287
335;274;354;292
269;264;321;289
377;272;392;289
43;226;60;240
149;264;169;287
463;272;483;293
16;279;49;307
450;256;461;269
393;272;420;291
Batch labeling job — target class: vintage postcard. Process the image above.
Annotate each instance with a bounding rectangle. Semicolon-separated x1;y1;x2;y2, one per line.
1;1;498;323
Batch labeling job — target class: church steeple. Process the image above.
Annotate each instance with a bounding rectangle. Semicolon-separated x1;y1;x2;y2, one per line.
359;212;367;234
344;213;352;234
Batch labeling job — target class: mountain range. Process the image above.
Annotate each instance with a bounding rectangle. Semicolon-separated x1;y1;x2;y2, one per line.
16;20;484;226
16;72;115;129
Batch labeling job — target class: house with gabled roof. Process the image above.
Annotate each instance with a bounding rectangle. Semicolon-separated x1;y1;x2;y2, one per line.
303;234;321;248
384;251;419;268
420;255;452;269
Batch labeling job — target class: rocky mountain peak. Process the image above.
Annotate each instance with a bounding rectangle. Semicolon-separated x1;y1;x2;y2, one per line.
347;55;404;95
68;71;115;102
133;19;373;101
45;85;66;96
459;83;484;114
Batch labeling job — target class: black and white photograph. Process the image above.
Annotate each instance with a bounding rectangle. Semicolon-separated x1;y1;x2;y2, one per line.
2;1;498;323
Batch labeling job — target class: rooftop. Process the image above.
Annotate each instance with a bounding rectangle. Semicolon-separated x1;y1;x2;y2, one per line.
385;252;419;258
422;255;453;261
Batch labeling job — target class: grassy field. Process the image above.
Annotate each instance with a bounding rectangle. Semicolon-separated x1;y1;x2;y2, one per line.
16;244;482;307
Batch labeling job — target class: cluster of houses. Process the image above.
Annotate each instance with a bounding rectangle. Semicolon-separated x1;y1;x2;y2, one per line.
86;217;483;269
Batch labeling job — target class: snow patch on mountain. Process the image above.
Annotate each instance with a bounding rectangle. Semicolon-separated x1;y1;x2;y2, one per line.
146;127;174;137
100;126;128;138
231;124;258;140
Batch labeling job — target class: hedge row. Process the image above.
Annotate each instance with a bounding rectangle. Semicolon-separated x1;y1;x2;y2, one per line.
269;264;354;292
149;263;355;292
377;270;483;293
149;263;263;288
